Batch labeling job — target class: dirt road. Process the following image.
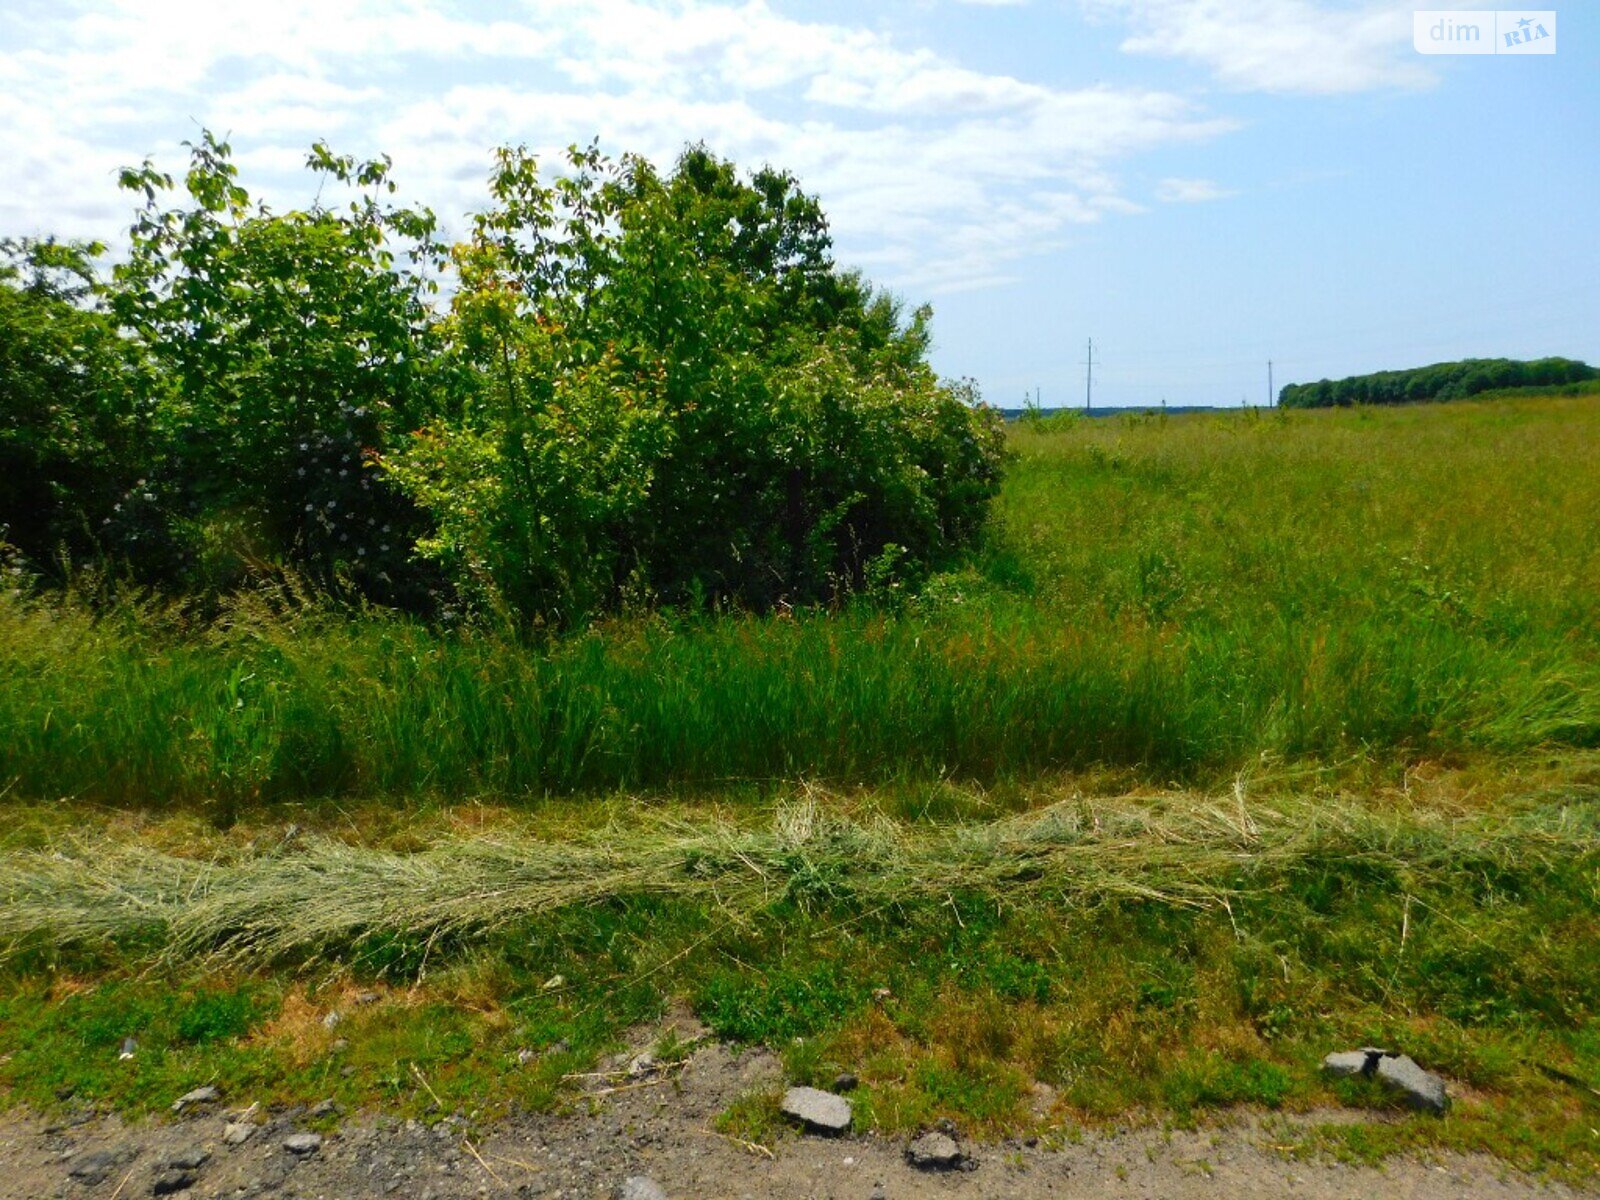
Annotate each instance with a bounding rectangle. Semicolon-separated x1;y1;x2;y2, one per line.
3;1040;1586;1199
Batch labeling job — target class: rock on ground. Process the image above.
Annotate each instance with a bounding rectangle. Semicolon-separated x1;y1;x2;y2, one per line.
283;1132;323;1155
617;1176;669;1200
1321;1049;1381;1078
151;1167;198;1195
907;1130;964;1170
1376;1054;1450;1114
169;1085;219;1114
65;1148;130;1185
1322;1048;1449;1114
164;1147;208;1171
780;1086;852;1134
1;1040;1576;1200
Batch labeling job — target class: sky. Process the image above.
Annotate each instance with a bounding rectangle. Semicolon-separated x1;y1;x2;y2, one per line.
1;0;1595;408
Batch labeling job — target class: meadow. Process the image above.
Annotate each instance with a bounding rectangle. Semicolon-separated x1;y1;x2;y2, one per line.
4;395;1596;805
3;395;1599;1177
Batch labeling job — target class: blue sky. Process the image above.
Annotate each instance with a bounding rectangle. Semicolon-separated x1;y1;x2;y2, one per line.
2;0;1595;406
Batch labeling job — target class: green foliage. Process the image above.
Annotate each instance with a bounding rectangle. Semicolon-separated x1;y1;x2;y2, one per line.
1279;357;1598;408
4;775;1600;1173
2;133;1001;620
714;1090;786;1146
107;133;445;601
0;238;162;570
389;143;1004;622
173;987;267;1044
696;960;869;1043
0;979;274;1111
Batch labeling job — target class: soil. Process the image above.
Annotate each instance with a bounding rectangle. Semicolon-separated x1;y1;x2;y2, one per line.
2;1033;1588;1200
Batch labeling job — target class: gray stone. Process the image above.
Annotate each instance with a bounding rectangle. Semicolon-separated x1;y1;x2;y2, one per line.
906;1131;963;1170
1375;1053;1450;1114
616;1177;669;1200
1321;1049;1377;1078
780;1086;852;1134
67;1148;131;1184
1028;1081;1058;1117
310;1098;339;1117
165;1147;209;1171
1322;1048;1448;1114
355;991;382;1005
833;1071;859;1092
171;1085;220;1114
151;1168;198;1195
321;1011;343;1030
221;1122;258;1147
283;1132;323;1156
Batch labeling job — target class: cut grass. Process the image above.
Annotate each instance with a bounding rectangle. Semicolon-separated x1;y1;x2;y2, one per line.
5;778;1596;969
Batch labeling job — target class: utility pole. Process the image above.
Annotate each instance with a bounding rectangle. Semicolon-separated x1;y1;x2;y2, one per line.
1084;338;1095;412
1268;359;1275;408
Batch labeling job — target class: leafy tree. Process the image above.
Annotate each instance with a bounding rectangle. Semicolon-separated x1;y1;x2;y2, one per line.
0;238;161;571
4;134;1005;622
109;133;445;600
388;143;1005;624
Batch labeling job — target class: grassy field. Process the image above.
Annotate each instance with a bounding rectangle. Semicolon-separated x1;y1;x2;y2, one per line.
3;397;1597;805
3;396;1599;1177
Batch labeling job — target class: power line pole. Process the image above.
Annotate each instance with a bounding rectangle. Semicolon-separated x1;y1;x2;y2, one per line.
1267;359;1275;408
1084;338;1095;412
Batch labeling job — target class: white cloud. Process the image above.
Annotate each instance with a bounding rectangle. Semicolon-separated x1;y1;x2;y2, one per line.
1155;176;1238;202
0;0;1242;292
1084;0;1433;94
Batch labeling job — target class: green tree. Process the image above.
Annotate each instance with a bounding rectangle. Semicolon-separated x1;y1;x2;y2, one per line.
388;143;1005;624
0;238;161;571
110;132;444;599
1280;358;1599;409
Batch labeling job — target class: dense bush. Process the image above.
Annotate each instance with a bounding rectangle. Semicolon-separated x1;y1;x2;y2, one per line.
107;134;444;603
0;238;162;571
0;135;1004;622
1279;357;1597;408
392;144;1004;621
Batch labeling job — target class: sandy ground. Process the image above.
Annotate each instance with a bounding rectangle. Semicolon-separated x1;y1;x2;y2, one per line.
2;1036;1589;1200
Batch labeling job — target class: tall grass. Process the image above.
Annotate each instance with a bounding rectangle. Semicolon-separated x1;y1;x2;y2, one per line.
2;396;1596;804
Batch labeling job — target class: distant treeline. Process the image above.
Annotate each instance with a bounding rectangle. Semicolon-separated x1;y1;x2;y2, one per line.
1278;357;1598;409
